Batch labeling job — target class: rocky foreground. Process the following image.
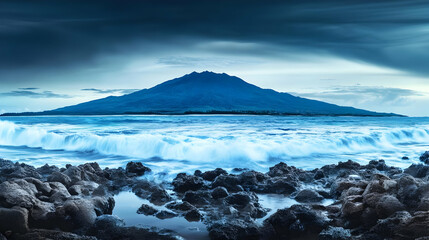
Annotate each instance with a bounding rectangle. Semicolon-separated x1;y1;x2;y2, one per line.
2;154;429;240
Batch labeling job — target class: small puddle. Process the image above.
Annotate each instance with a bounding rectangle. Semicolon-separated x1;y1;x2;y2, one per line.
256;194;335;223
113;191;209;240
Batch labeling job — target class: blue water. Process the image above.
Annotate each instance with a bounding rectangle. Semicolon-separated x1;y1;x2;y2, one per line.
0;115;428;179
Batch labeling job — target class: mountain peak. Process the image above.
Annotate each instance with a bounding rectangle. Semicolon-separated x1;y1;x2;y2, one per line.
15;71;398;116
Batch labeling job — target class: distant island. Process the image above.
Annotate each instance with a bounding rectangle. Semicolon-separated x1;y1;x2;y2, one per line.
2;71;401;116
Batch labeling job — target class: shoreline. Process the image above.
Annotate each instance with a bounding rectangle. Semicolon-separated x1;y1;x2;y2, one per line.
1;156;429;239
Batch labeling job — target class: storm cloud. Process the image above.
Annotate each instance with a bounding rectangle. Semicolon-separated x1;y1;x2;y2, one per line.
1;0;429;76
0;90;72;98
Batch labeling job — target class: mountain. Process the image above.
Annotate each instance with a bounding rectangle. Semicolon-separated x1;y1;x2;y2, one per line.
5;71;399;116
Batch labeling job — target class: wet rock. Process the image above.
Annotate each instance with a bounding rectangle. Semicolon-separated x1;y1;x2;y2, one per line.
319;226;351;240
268;162;296;177
375;195;405;218
166;201;195;211
404;164;429;178
149;187;172;206
14;229;96;240
155;210;178;219
184;209;202;222
132;180;171;205
314;170;325;180
371;211;412;238
125;161;150;176
402;156;409;160
87;215;177;240
225;192;252;207
48;171;72;187
212;175;243;192
63;166;82;184
49;182;71;203
295;189;324;203
262;177;297;194
0;180;38;208
263;205;328;239
211;186;229;199
137;204;158;215
183;190;211;206
420;151;429;164
55;198;97;230
208;220;261;240
172;173;204;193
0;207;29;234
202;168;228;181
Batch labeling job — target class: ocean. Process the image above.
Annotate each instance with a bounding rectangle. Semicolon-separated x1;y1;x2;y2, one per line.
0;115;427;179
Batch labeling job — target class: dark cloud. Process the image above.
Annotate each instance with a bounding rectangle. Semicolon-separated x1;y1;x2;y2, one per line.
294;86;423;106
0;90;72;98
1;0;429;76
81;88;139;94
18;87;39;90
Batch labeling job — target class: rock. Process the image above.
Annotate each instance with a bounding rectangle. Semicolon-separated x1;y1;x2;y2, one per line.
155;210;177;219
125;162;150;176
268;162;296;177
295;189;324;203
314;170;325;180
55;198;97;230
0;180;38;208
49;182;71;203
172;173;204;193
371;211;412;238
212;175;243;192
13;229;96;240
341;195;364;217
48;172;72;187
375;195;405;218
202;168;228;181
225;192;252;208
319;226;351;240
183;190;211;206
208;220;261;240
63;166;82;184
137;204;158;215
166;201;195;212
420;151;429;164
264;205;328;239
184;209;202;222
0;207;29;234
262;177;297;194
402;156;409;160
211;186;229;199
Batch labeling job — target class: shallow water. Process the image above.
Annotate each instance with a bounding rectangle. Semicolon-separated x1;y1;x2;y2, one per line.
0;115;428;179
113;191;209;240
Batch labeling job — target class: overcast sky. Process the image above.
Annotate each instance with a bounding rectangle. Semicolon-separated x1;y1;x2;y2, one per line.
1;0;429;116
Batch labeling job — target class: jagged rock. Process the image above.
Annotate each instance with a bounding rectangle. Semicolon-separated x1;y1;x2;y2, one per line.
155;210;178;219
295;189;324;203
172;173;204;192
319;226;351;240
184;209;202;222
48;172;72;187
125;162;150;176
137;204;158;215
211;186;229;199
202;168;228;181
420;151;429;164
0;207;29;234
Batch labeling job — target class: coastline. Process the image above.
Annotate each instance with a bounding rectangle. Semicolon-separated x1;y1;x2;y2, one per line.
1;155;429;239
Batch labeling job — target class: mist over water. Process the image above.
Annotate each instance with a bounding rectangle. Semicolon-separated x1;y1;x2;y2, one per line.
0;115;428;178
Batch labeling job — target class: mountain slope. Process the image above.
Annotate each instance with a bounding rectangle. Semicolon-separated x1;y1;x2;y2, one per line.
20;71;399;116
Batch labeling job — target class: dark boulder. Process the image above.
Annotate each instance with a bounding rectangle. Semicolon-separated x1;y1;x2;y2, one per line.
420;151;429;164
0;207;29;234
208;220;261;240
225;192;252;208
212;175;243;192
263;205;328;239
202;168;228;181
172;173;204;193
125;162;150;176
184;209;202;222
155;210;178;219
137;204;158;216
295;189;324;203
319;226;351;240
211;186;229;199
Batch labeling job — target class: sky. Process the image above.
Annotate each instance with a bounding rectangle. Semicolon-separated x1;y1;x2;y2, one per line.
1;0;429;116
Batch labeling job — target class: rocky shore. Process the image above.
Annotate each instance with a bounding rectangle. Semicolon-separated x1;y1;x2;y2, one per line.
2;154;429;240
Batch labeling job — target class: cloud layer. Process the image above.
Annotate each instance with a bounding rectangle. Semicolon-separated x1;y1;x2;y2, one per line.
1;0;429;76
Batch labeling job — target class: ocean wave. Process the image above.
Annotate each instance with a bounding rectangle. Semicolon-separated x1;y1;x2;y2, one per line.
0;120;428;164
